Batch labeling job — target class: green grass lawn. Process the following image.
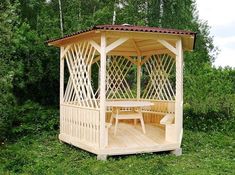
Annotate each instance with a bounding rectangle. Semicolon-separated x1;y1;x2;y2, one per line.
0;130;234;175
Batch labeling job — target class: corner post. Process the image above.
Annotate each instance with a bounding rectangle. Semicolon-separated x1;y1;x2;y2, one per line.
99;33;107;149
175;39;183;143
137;56;141;100
60;47;64;104
60;47;64;135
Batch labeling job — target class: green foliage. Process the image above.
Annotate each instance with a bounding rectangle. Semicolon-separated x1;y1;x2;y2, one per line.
11;101;59;138
184;66;235;132
12;22;60;105
0;130;234;174
185;66;235;114
117;0;148;25
0;0;18;143
0;0;234;142
0;60;16;143
0;2;234;173
0;1;59;142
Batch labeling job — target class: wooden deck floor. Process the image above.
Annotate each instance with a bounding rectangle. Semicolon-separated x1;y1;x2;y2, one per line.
103;123;178;155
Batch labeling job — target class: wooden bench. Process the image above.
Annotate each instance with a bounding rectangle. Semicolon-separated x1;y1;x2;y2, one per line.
160;114;177;142
160;114;175;125
105;123;112;147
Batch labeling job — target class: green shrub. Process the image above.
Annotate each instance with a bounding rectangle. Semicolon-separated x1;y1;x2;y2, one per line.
184;66;235;132
11;101;59;139
0;61;16;143
184;107;235;132
0;1;18;143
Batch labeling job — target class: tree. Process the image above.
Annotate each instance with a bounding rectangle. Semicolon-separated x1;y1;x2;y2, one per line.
0;0;19;142
0;0;233;139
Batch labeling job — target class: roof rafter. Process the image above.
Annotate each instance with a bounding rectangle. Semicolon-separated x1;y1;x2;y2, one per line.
158;40;177;55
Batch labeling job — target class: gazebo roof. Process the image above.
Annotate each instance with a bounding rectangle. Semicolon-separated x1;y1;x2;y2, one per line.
47;24;196;52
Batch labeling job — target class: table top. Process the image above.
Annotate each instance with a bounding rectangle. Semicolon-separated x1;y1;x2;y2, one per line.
106;101;154;107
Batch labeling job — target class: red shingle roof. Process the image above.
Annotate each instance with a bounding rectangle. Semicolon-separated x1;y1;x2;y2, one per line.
95;25;196;35
46;24;196;45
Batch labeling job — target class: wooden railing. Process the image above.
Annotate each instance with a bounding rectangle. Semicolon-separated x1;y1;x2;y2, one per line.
60;103;100;146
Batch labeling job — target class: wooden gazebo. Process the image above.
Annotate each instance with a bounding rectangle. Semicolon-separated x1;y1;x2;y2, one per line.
47;25;196;160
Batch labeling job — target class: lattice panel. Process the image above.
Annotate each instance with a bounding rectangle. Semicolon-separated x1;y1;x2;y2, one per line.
106;56;134;99
63;41;98;108
142;54;175;100
94;56;135;99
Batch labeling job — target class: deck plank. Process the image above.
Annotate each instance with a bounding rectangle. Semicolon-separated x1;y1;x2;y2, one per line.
107;123;168;149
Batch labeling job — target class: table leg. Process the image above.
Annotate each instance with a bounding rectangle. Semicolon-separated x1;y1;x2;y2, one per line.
110;114;114;124
134;107;137;125
140;117;146;134
114;107;120;136
138;107;146;134
109;107;116;124
114;117;118;136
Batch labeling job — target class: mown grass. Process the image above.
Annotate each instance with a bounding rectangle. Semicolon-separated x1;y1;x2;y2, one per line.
0;130;234;175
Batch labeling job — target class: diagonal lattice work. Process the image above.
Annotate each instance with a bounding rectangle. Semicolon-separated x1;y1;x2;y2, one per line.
142;54;175;100
94;56;135;99
106;56;135;99
63;41;98;108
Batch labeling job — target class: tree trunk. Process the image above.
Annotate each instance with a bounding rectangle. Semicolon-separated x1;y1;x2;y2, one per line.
112;1;117;25
58;0;63;36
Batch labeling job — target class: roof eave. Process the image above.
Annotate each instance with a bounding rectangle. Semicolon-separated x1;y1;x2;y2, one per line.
46;28;196;51
47;30;100;47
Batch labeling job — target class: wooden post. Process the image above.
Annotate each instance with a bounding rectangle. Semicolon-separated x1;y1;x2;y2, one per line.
99;33;107;149
60;47;64;104
132;39;141;101
87;64;92;99
135;56;141;125
175;39;183;143
137;56;141;100
60;47;64;135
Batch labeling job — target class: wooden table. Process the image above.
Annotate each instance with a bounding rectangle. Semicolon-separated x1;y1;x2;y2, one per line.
106;101;154;135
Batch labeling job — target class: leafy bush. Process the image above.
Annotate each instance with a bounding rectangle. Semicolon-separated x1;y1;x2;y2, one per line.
0;61;16;143
0;0;18;143
184;108;235;132
184;66;235;132
11;101;59;138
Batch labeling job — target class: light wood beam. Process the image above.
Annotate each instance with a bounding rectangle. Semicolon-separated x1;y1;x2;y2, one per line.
92;56;100;64
158;40;177;55
60;47;64;105
140;55;151;66
90;40;101;53
61;44;72;59
126;56;138;65
175;39;183;143
137;56;141;99
132;39;141;56
106;37;129;53
99;33;107;149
